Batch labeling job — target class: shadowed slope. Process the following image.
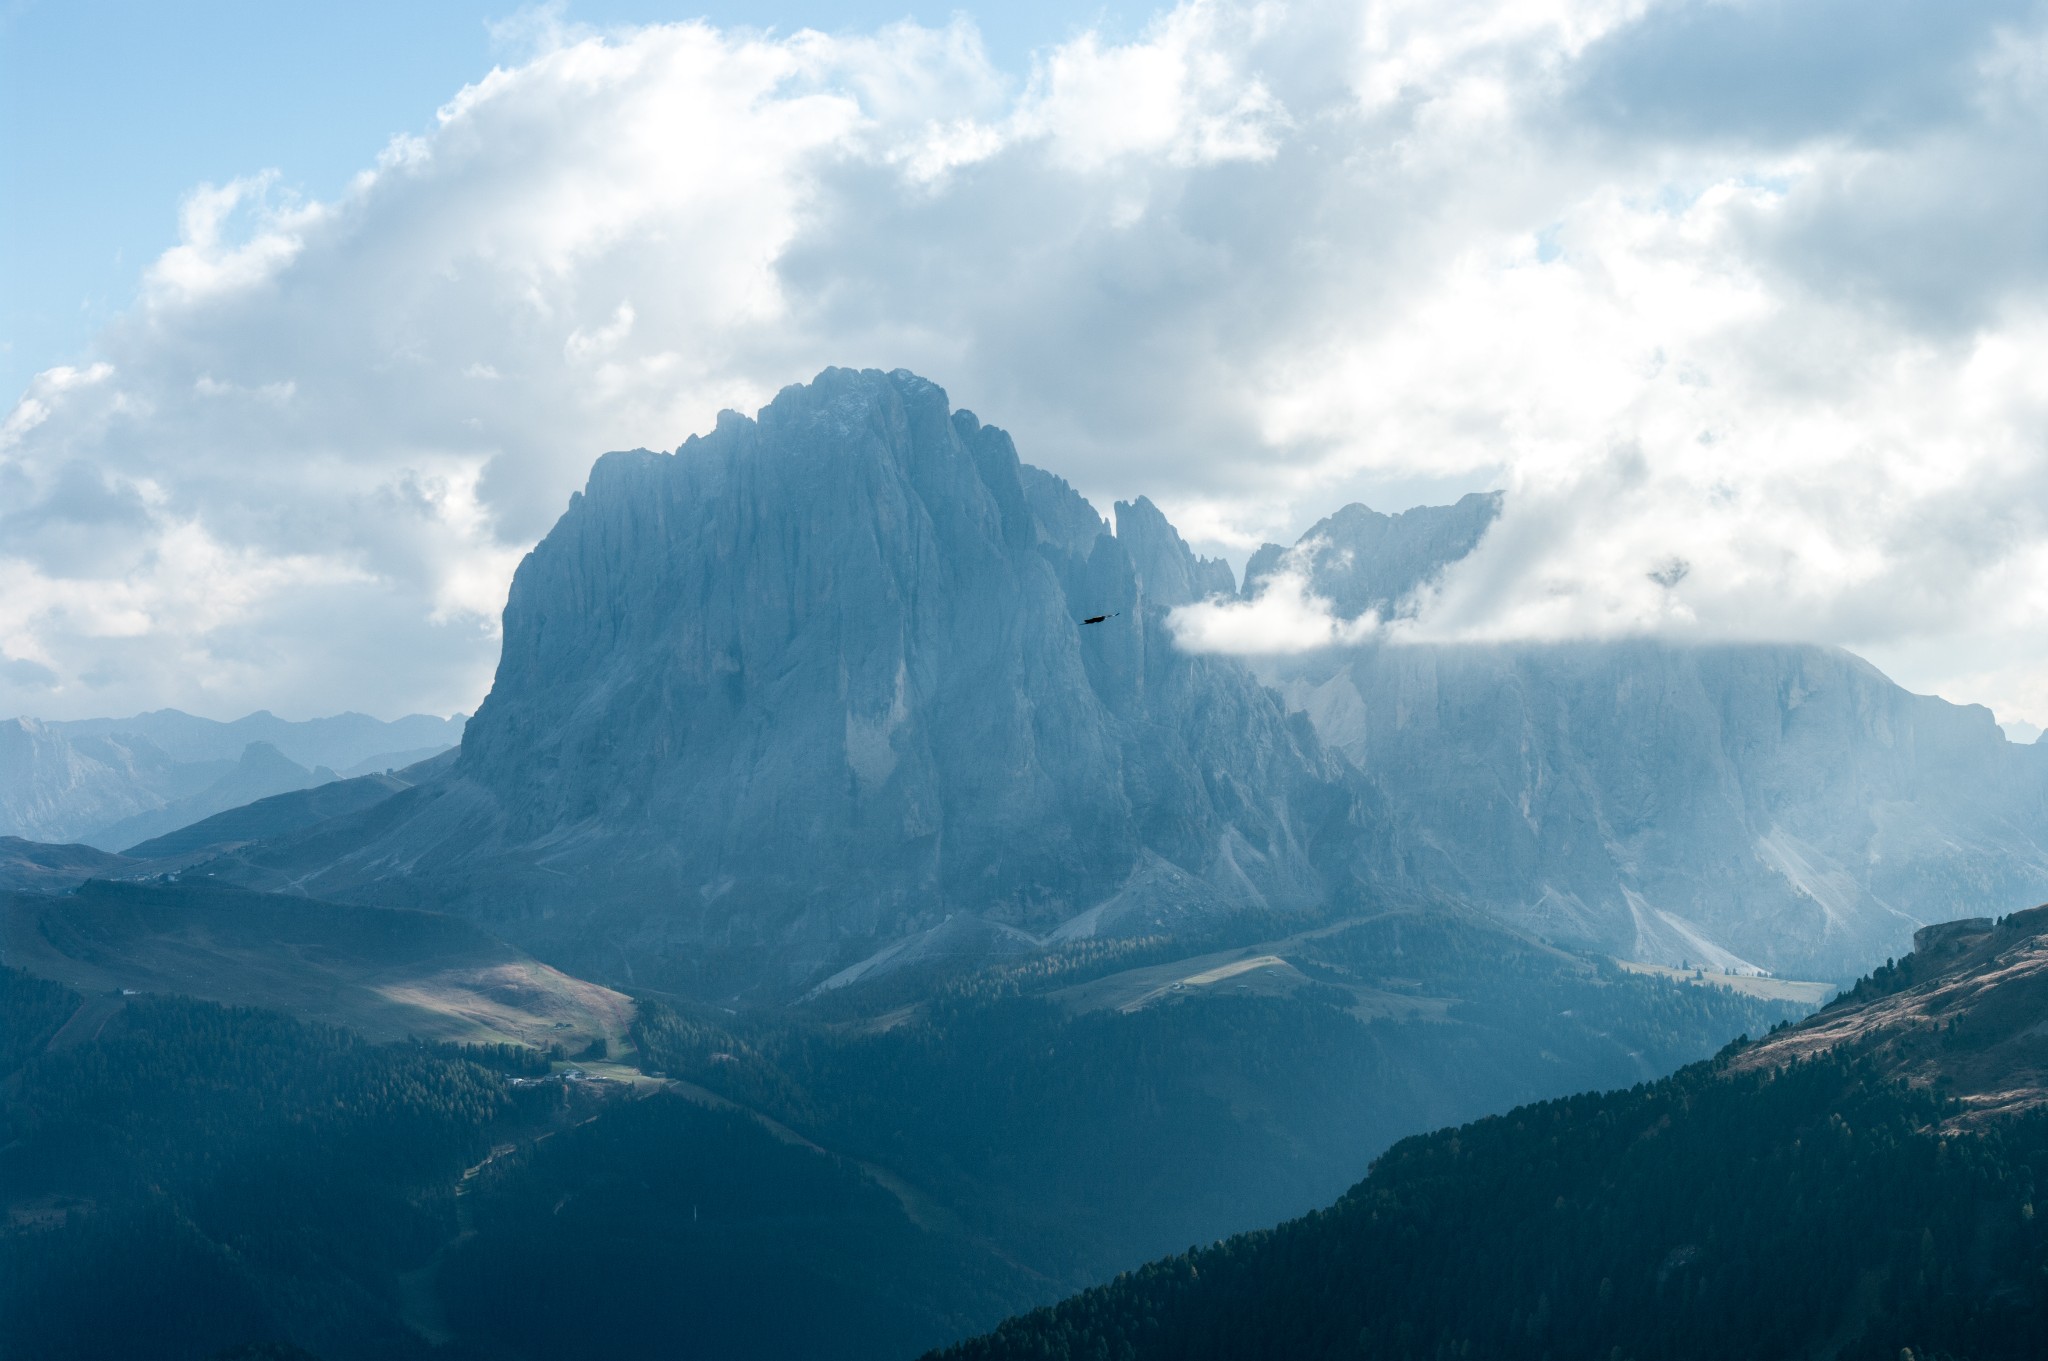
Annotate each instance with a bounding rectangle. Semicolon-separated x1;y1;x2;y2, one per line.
934;897;2048;1361
0;838;134;894
0;879;630;1050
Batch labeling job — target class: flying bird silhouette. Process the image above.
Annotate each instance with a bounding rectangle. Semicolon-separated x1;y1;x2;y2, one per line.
1081;613;1119;625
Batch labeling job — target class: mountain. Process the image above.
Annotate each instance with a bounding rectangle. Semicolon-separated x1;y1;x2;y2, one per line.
0;718;195;844
216;368;1363;998
185;366;2048;992
935;900;2048;1361
1249;508;2048;979
1274;641;2048;979
85;741;334;852
5;364;2039;1359
117;749;455;861
334;746;459;779
0;760;436;890
117;772;403;860
632;903;1811;1286
0;710;464;846
1240;490;1503;620
43;709;466;770
0;892;1810;1361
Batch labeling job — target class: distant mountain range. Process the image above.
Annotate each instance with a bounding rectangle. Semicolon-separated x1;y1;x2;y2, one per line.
0;709;464;848
169;367;2048;994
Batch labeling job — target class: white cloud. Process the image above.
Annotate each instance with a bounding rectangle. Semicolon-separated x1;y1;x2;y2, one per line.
147;173;321;305
4;0;2048;724
564;301;636;361
0;362;112;449
1013;1;1293;168
1168;539;1382;653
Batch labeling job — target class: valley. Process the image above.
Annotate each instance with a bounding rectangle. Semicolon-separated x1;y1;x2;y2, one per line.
1611;957;1836;1005
936;901;2048;1361
0;881;1805;1359
7;0;2045;1346
0;367;2037;1361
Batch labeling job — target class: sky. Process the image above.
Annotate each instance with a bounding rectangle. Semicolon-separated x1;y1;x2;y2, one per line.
3;0;2048;729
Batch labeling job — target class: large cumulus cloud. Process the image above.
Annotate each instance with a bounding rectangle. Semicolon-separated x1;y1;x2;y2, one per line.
5;0;2048;726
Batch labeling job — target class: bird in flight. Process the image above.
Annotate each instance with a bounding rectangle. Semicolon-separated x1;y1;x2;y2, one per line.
1081;613;1119;625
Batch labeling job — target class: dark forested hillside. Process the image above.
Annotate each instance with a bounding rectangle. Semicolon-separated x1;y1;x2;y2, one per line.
0;965;1042;1361
0;971;524;1360
937;1054;2048;1361
0;965;74;1071
0;893;1810;1361
439;1094;1039;1361
935;910;2048;1361
631;907;1810;1282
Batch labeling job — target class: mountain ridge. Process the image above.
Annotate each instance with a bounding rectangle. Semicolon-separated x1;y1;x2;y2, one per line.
210;367;1374;998
87;365;2048;992
0;709;464;846
1729;903;2048;1126
1251;501;2048;978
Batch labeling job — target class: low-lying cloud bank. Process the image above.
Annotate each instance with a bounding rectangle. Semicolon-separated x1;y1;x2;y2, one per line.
6;0;2048;724
1168;574;1381;658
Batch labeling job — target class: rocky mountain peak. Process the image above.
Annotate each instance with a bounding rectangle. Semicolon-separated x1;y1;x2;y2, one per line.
1112;496;1234;609
248;367;1361;997
1243;489;1502;620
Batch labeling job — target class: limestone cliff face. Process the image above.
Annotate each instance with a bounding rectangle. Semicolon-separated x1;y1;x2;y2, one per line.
1252;502;2048;979
1275;641;2048;977
218;372;2048;991
263;369;1360;994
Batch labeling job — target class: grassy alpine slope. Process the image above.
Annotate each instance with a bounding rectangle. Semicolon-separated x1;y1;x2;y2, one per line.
0;879;632;1051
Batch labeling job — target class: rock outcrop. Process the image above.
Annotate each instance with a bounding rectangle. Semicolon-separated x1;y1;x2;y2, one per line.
1279;641;2048;977
230;369;1365;996
0;718;182;845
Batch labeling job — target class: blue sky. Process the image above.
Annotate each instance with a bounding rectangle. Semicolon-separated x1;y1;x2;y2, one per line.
0;0;1128;401
3;0;2048;726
